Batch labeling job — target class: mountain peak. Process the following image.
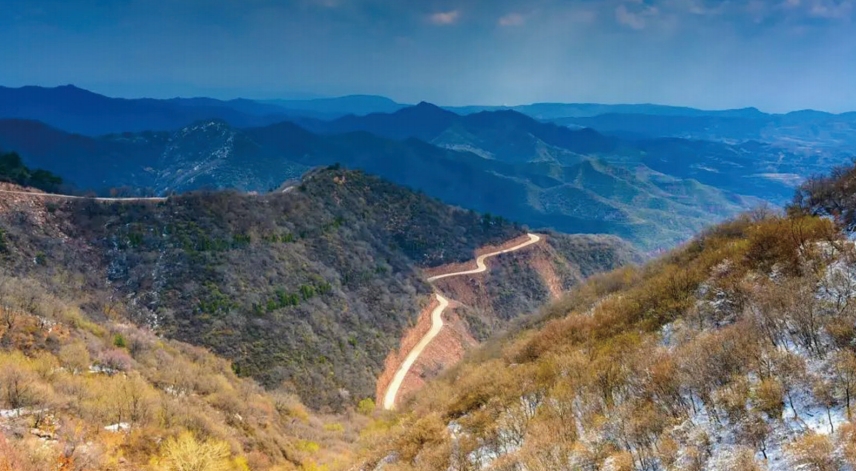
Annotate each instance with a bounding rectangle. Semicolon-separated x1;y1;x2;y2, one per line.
400;101;456;117
409;101;451;114
415;101;440;108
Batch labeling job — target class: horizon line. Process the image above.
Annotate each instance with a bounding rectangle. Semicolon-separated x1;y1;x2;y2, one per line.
3;82;853;116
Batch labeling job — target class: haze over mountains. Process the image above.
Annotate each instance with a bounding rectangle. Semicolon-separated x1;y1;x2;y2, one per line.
5;84;856;141
2;85;854;251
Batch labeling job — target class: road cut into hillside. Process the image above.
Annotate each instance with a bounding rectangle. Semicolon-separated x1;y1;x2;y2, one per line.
0;189;166;202
382;233;541;410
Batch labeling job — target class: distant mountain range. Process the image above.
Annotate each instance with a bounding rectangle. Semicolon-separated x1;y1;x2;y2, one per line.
0;105;827;251
446;103;771;119
1;84;854;250
262;94;406;116
552;111;856;147
293;102;840;201
5;84;856;142
0;85;409;135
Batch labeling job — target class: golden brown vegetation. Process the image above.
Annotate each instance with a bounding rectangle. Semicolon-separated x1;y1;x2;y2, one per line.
0;272;367;470
356;212;856;470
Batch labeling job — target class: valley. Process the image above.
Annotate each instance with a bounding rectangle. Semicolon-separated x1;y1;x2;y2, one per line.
0;166;635;469
6;0;856;468
2;85;856;471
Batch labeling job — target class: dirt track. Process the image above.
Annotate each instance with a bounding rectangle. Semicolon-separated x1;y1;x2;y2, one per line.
0;189;166;202
382;233;541;410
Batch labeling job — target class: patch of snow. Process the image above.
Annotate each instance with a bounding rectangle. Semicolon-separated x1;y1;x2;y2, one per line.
0;408;47;419
89;364;118;375
104;422;130;432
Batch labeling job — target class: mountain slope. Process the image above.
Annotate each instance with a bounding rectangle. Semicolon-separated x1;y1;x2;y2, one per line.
299;104;826;204
357;179;856;470
0;269;359;471
301;103;617;164
0;119;167;191
0;168;636;411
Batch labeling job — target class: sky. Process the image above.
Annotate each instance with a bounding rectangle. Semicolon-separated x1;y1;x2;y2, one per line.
2;0;856;112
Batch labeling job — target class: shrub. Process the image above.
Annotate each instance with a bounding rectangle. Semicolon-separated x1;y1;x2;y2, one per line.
0;151;63;192
0;435;25;471
792;163;856;232
755;378;785;419
323;422;344;433
296;440;320;454
58;342;90;374
744;216;836;276
0;361;36;409
357;397;376;415
96;348;133;373
786;433;837;471
153;431;233;471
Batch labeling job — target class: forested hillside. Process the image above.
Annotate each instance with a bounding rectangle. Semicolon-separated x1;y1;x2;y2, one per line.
0;167;635;412
356;163;856;471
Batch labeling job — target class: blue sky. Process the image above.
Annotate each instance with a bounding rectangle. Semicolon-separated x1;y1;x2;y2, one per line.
3;0;856;111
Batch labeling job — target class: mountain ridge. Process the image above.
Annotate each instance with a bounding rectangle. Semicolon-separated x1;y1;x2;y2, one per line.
0;167;638;410
0;113;812;250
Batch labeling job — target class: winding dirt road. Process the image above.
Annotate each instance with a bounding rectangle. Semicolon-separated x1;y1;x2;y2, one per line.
0;189;167;202
382;233;541;410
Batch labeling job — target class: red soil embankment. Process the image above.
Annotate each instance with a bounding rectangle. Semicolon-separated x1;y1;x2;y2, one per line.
393;306;477;405
378;232;564;408
375;296;439;404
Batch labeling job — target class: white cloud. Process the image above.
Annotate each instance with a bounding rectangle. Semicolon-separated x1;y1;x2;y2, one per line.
615;4;648;29
429;10;460;25
807;0;854;18
677;0;727;16
498;12;525;26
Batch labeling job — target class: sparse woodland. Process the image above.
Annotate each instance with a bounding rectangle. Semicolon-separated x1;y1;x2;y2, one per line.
0;165;635;470
355;164;856;471
3;158;856;470
0;167;534;410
